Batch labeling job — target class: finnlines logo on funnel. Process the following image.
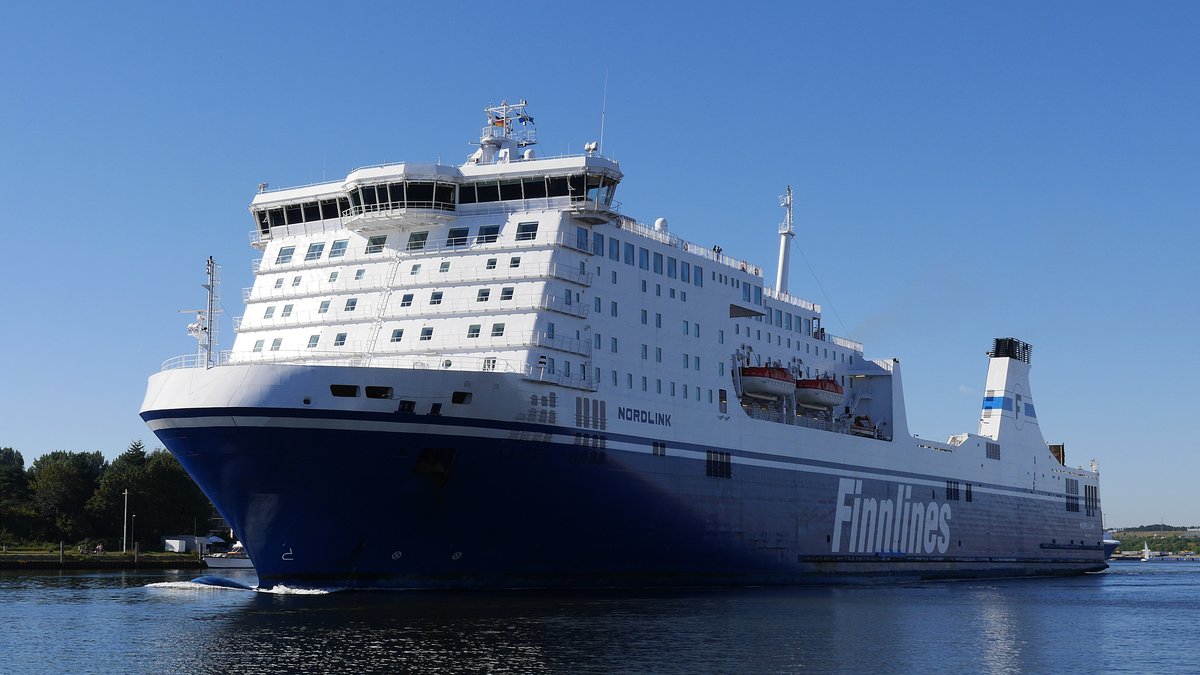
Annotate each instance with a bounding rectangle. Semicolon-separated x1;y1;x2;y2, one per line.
832;478;952;554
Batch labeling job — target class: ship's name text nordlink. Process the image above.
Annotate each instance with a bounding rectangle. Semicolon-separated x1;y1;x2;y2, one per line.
832;478;952;554
617;407;671;427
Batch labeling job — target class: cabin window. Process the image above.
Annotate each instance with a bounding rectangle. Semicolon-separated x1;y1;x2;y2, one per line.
593;232;605;256
329;239;348;258
307;335;319;348
264;306;275;319
624;242;634;265
330;384;358;397
509;256;521;268
273;278;284;289
270;338;282;351
420;327;433;341
252;339;264;352
366;236;387;254
328;271;339;283
365;386;393;400
344;298;357;312
429;291;443;305
653;252;664;274
334;333;347;346
467;324;481;338
523;177;547;199
516;222;538;241
275;246;295;264
390;329;404;342
476;224;500;244
439;261;451;273
485;257;498;270
477;289;490;302
292;276;302;287
491;323;506;337
281;304;293;318
407;232;428;251
638;247;649;270
501;287;514;301
447;227;469;246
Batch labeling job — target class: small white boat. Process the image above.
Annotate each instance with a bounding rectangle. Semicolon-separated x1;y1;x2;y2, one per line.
204;542;254;569
1140;542;1152;562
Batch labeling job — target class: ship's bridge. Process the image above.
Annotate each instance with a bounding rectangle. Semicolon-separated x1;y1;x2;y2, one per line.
341;163;460;234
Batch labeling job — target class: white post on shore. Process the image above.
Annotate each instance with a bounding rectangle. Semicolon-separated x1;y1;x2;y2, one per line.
122;489;129;553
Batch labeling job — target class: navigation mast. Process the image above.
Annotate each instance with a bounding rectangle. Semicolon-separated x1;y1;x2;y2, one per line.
775;186;795;294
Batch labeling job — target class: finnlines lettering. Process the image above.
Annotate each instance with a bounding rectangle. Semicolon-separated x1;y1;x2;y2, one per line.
617;407;671;427
832;478;952;555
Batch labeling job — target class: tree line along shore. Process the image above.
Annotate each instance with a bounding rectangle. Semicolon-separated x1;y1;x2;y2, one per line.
0;441;214;556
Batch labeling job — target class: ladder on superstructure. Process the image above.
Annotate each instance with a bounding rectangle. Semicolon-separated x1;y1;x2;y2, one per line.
361;252;404;366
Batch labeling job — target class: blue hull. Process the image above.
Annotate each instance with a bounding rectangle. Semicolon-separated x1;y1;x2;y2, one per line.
144;407;1105;589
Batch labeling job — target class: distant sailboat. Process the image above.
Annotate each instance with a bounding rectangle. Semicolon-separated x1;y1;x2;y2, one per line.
1140;542;1152;562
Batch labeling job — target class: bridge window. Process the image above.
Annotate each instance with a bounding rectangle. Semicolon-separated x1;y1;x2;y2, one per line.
516;222;538;241
304;243;325;261
475;181;499;203
365;235;387;254
476;225;500;243
275;246;295;264
500;180;523;201
407;231;428;251
447;227;469;247
523;177;547;199
329;239;348;258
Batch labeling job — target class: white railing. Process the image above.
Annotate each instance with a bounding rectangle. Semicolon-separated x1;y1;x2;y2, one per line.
763;287;820;313
828;334;863;353
614;215;765;277
160;348;598;391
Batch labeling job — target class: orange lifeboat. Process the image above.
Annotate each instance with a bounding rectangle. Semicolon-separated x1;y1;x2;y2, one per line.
740;366;796;399
795;377;844;407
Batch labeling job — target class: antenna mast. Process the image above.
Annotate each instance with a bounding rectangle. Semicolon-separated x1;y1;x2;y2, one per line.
599;69;609;155
184;257;221;369
775;186;795;294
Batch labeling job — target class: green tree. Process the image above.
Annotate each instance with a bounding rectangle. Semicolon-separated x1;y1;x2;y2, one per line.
133;449;212;549
86;441;149;548
0;448;36;541
27;451;107;541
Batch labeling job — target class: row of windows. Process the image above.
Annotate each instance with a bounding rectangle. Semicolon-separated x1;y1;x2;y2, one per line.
255;173;612;233
251;322;509;352
270;222;537;267
263;256;525;300
598;233;705;288
259;282;524;321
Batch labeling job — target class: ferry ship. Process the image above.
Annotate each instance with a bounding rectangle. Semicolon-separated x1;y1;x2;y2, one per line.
140;101;1107;588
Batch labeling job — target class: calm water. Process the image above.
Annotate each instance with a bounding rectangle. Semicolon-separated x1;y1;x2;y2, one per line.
1;563;1196;673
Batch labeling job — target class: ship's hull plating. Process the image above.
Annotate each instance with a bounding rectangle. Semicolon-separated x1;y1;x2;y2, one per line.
143;405;1106;589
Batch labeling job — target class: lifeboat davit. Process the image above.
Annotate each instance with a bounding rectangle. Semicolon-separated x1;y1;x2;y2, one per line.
740;366;796;399
795;377;844;407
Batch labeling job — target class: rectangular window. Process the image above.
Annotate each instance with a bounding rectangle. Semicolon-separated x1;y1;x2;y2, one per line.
252;339;264;352
593;232;604;256
655;347;662;363
447;227;469;246
638;247;650;270
610;337;618;353
420;327;433;341
515;222;539;241
695;356;700;370
329;239;348;258
477;289;490;302
641;309;648;325
355;268;366;280
281;304;293;318
275;246;295;264
491;323;506;337
655;313;662;328
667;257;677;279
476;224;500;244
264;306;275;319
609;237;620;260
467;324;481;338
624;242;634;265
683;353;689;368
429;291;443;305
270;338;282;351
509;257;521;268
610;301;618;317
400;294;413;307
365;236;387;254
307;335;319;348
407;232;428;251
594;297;602;312
390;329;404;342
334;333;347;346
344;298;358;311
483;357;497;371
576;226;589;250
274;278;284;289
485;257;497;270
291;276;302;287
439;261;451;273
681;261;690;283
409;264;421;275
653;252;664;274
501;287;514;301
694;265;703;287
683;320;689;334
304;243;325;261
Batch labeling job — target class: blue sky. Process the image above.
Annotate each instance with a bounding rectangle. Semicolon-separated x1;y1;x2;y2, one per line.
1;2;1195;528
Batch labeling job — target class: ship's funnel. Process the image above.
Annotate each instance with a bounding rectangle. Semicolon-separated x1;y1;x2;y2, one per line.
977;338;1046;449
